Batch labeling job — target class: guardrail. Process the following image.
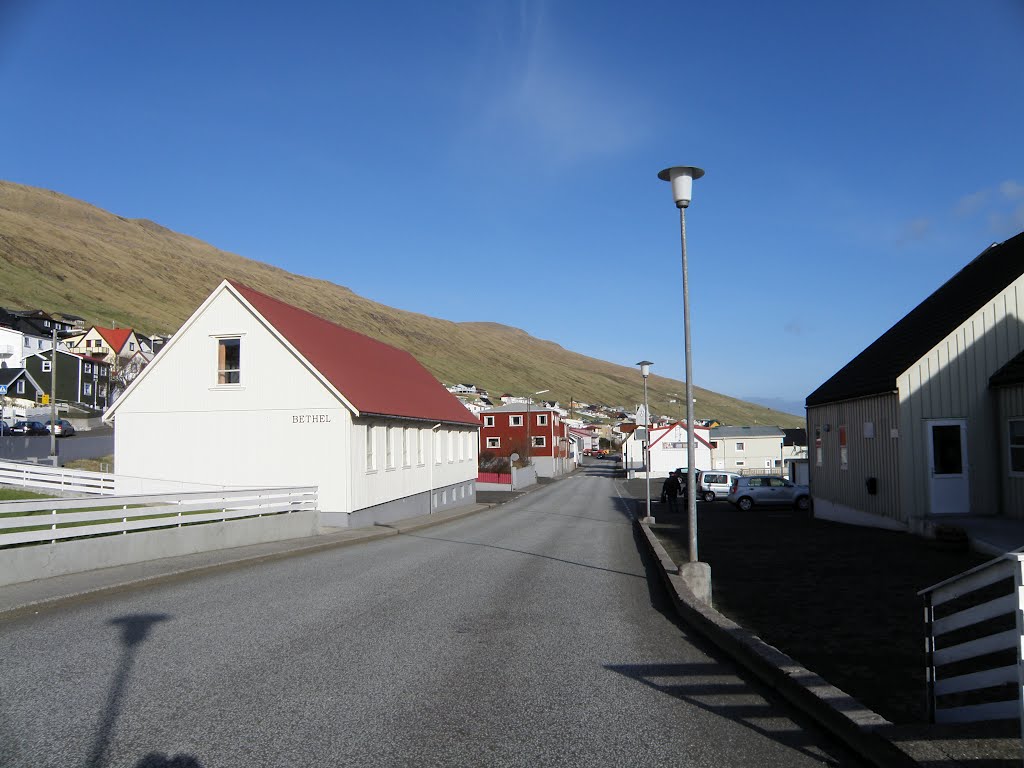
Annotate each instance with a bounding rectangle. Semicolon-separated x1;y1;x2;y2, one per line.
0;486;318;547
919;552;1024;737
0;459;116;495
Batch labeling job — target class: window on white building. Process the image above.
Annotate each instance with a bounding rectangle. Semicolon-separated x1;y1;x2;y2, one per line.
217;338;241;385
735;442;744;451
385;427;394;469
403;427;411;466
417;428;424;465
366;425;377;472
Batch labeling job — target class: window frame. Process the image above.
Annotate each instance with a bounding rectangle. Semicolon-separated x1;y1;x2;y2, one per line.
365;424;377;472
486;437;501;449
537;414;548;426
215;336;242;386
1009;419;1024;476
484;415;495;428
510;415;523;427
532;435;546;448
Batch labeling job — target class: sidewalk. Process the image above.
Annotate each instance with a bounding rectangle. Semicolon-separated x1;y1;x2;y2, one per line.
623;477;1023;767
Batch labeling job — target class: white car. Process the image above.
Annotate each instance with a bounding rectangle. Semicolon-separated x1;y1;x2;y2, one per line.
726;475;812;512
45;418;76;437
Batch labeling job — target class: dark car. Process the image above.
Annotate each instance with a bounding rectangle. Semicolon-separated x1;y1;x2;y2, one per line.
0;422;11;436
11;420;49;436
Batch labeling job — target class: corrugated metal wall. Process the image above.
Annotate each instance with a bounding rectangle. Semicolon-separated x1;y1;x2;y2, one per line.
808;394;901;522
996;385;1024;517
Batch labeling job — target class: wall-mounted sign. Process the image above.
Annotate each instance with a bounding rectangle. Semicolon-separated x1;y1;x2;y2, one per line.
292;414;332;424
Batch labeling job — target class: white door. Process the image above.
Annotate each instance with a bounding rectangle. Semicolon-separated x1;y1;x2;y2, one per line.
925;419;969;515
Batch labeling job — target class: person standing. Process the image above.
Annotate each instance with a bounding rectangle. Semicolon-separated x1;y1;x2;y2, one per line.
661;470;683;514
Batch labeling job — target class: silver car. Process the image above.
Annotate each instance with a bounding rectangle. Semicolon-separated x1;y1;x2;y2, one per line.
727;475;812;512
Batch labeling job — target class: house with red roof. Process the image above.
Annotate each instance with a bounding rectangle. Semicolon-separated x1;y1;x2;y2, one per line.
104;280;481;526
621;421;713;476
65;326;145;364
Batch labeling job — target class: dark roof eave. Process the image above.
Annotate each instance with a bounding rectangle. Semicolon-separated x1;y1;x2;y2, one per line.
806;389;899;408
359;411;479;428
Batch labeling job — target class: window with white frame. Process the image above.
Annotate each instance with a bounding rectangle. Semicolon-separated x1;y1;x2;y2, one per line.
23;338;29;347
510;415;523;427
42;361;51;373
487;436;501;449
403;427;411;466
435;429;443;464
84;362;92;373
1010;420;1024;474
532;436;546;447
366;425;377;471
448;431;455;463
98;383;107;397
217;337;241;385
417;428;424;465
83;382;93;396
537;414;548;426
484;415;495;427
385;426;394;469
15;380;25;395
735;442;744;451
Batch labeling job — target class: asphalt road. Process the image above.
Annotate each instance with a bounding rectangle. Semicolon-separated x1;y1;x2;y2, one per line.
0;462;866;767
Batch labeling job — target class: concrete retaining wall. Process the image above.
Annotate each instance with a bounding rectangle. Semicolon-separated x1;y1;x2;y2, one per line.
1;509;319;587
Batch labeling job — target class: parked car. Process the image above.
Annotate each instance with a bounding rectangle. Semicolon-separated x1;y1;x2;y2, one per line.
727;475;812;512
697;471;741;502
0;422;11;436
11;420;49;436
45;418;76;437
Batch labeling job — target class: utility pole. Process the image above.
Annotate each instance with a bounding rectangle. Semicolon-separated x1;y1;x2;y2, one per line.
49;326;57;460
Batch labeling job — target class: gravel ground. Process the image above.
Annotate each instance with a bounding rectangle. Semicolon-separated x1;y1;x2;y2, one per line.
623;479;992;725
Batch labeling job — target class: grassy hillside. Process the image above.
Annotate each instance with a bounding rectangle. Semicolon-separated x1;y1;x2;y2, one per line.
0;180;802;427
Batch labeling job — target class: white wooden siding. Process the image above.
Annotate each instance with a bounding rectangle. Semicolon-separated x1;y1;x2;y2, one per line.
897;277;1024;520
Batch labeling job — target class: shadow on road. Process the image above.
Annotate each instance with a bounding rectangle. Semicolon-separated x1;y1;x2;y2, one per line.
85;613;206;768
606;661;862;766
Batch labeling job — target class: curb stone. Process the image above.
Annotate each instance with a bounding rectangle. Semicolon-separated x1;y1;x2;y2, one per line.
636;519;950;767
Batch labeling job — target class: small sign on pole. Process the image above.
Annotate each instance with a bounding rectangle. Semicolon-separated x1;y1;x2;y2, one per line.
0;385;7;396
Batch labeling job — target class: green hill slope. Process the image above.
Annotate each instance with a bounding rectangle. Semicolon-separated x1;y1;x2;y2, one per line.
0;180;802;427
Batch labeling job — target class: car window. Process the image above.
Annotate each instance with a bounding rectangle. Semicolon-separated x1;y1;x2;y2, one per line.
769;478;787;487
747;478;765;487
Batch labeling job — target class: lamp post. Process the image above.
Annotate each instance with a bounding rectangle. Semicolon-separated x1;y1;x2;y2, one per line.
637;361;653;523
658;165;705;582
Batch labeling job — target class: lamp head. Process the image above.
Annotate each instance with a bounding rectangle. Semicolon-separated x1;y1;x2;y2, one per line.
636;360;653;378
658;165;705;208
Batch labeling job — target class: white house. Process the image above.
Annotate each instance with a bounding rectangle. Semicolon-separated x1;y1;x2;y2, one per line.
104;280;481;527
710;426;786;473
622;421;713;477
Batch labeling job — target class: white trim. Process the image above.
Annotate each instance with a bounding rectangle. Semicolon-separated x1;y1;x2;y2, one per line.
486;437;501;449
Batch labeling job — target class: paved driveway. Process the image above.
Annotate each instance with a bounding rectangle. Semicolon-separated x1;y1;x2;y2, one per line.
0;465;866;767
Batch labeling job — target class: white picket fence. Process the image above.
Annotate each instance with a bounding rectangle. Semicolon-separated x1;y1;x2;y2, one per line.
920;552;1024;740
0;459;117;495
0;486;318;547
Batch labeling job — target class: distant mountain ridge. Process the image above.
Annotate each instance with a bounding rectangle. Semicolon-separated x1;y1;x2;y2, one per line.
0;180;802;427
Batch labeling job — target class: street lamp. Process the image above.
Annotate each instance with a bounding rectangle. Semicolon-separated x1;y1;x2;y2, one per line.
659;164;710;601
636;361;653;524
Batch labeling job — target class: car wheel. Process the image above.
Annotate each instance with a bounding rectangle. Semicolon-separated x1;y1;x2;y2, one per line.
737;497;753;512
795;495;811;512
703;491;715;502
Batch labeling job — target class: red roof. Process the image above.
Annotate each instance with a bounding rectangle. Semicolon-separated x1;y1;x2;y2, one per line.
95;327;133;353
229;281;478;426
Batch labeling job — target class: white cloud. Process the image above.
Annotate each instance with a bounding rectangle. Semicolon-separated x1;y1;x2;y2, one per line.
468;1;648;164
1000;180;1024;200
955;189;989;217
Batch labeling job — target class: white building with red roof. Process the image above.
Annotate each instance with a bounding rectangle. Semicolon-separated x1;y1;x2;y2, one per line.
65;326;145;364
105;280;481;526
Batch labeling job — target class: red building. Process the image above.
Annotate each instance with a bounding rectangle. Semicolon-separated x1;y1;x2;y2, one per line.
479;404;570;477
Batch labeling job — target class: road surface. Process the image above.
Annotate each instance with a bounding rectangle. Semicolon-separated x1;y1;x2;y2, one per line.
0;461;865;766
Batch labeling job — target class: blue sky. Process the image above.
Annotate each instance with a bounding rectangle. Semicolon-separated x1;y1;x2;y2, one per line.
2;1;1023;414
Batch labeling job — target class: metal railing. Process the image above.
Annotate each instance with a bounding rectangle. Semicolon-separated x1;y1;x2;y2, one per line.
0;486;318;547
920;553;1024;736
